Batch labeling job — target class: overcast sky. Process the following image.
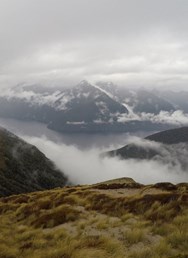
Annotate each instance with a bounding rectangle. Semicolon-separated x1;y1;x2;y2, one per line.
0;0;188;89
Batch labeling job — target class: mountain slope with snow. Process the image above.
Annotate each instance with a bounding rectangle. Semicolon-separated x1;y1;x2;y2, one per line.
0;81;188;133
96;82;175;114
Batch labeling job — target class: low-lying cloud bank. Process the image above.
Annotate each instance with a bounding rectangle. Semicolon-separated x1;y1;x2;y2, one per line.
118;110;188;126
1;86;188;127
118;136;188;171
22;135;188;185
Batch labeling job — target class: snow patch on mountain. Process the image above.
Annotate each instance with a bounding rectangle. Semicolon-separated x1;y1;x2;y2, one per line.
66;121;86;125
93;84;114;99
55;93;74;111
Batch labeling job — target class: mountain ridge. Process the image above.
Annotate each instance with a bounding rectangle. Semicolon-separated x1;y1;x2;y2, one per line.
0;80;188;133
108;127;188;172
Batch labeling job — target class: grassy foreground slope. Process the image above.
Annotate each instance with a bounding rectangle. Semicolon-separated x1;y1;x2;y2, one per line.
0;178;187;258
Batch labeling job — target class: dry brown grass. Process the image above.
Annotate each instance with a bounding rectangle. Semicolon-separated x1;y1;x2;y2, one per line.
0;181;187;257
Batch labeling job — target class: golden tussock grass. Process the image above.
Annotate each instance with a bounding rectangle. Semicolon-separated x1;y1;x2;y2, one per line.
0;181;187;257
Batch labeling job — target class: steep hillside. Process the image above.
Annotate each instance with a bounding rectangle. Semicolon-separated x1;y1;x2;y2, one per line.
0;178;187;257
0;127;67;197
108;127;188;171
145;127;188;144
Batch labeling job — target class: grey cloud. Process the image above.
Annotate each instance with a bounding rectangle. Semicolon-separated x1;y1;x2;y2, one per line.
21;135;188;185
0;0;188;88
118;110;188;125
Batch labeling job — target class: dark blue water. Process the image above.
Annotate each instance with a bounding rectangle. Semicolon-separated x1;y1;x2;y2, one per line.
0;118;154;150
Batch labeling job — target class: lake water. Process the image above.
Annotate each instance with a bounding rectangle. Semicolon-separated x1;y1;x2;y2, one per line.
0;118;154;150
1;118;187;185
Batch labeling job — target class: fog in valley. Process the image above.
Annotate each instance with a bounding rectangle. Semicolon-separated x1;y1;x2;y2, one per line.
23;135;188;185
0;0;188;186
0;118;187;185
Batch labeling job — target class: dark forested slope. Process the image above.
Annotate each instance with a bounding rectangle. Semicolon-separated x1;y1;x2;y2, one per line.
108;127;188;170
0;127;67;196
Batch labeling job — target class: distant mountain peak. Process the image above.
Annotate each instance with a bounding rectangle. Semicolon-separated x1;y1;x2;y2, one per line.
78;80;91;87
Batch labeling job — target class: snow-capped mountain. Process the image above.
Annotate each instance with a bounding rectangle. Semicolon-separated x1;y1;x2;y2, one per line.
52;80;128;121
0;81;129;132
0;80;188;133
96;82;175;114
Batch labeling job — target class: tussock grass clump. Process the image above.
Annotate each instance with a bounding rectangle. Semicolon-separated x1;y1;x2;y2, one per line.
123;228;146;245
15;229;41;242
63;194;86;206
78;235;125;257
15;202;41;221
41;249;72;258
0;203;19;214
36;197;52;210
151;223;174;236
128;240;173;258
144;200;182;222
121;213;134;222
151;211;188;253
30;204;81;228
129;247;153;258
96;218;111;230
153;240;172;256
0;244;19;258
173;212;188;231
73;248;109;258
168;230;188;252
86;192;127;216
